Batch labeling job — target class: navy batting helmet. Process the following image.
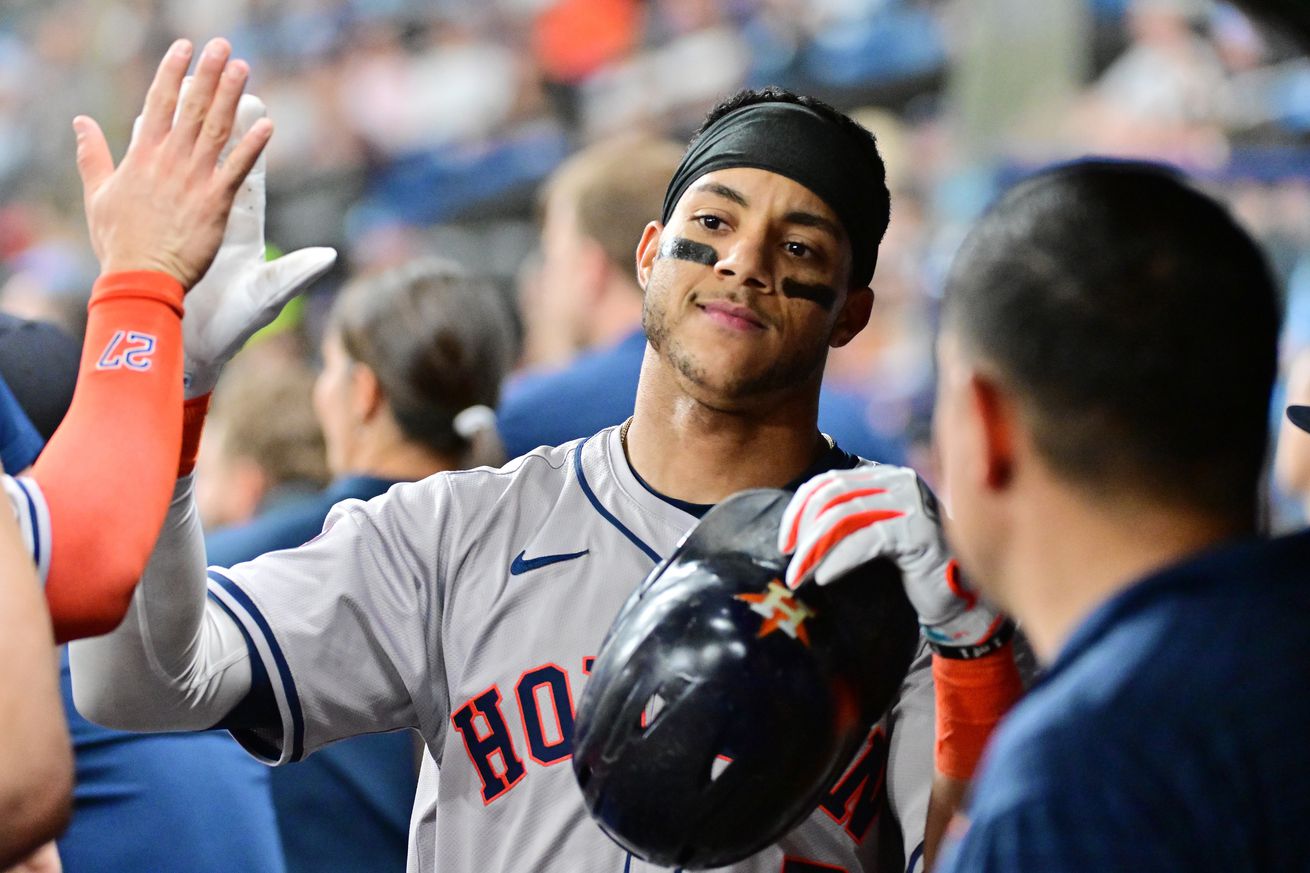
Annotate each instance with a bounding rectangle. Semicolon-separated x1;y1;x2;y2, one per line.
572;487;920;869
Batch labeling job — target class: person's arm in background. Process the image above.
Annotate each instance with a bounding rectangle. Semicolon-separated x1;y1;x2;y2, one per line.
0;473;72;868
781;465;1024;869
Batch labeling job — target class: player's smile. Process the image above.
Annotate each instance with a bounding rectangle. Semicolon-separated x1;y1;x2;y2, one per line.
695;297;768;333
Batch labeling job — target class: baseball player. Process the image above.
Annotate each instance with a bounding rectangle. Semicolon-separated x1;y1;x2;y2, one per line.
72;87;1016;872
1;38;334;644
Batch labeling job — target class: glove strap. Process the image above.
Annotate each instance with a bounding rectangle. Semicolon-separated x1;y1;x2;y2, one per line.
929;618;1016;660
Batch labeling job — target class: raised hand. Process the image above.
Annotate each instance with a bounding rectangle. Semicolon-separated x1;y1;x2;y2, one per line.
177;93;336;398
779;465;1010;656
73;37;272;289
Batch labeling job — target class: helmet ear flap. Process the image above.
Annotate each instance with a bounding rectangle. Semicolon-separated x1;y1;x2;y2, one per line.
573;488;920;870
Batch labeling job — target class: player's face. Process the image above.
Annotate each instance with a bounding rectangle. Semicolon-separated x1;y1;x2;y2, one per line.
635;167;872;408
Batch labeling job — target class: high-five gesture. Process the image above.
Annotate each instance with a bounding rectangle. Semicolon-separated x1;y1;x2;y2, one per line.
72;37;272;288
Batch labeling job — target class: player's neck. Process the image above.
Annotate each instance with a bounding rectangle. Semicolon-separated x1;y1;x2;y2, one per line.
625;350;827;505
1000;480;1250;663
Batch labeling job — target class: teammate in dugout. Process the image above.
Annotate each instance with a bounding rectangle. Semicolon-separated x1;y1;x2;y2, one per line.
791;162;1310;870
71;87;1023;872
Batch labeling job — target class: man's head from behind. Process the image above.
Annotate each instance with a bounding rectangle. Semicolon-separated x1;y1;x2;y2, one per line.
528;135;684;364
936;160;1279;596
636;87;891;410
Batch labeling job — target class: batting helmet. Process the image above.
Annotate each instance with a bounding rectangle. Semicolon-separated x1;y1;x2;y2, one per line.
572;487;920;869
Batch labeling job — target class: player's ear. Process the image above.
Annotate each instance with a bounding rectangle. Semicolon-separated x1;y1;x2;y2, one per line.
351;362;385;425
635;221;663;292
830;284;873;348
968;371;1018;491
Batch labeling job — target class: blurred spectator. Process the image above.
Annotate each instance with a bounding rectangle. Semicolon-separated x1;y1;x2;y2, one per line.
1076;0;1232;164
1275;347;1310;519
206;257;515;873
0;0;1306;496
195;343;329;533
0;241;97;339
0;315;79;441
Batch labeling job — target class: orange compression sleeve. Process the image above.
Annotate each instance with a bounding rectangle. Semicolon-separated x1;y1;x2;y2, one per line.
933;641;1025;780
34;270;184;643
178;393;210;478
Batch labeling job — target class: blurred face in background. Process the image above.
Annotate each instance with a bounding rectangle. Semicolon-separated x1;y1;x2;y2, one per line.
524;191;594;366
636;166;871;409
313;331;358;476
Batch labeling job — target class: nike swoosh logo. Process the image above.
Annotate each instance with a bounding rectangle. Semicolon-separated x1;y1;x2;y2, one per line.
509;549;590;576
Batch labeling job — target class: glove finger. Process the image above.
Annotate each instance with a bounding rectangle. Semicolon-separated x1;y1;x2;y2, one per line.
786;502;903;589
253;247;337;310
218;94;267;165
779;473;834;555
781;467;892;555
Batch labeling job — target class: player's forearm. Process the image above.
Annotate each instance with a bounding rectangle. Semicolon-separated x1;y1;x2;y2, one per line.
69;475;251;732
0;513;71;867
923;771;969;872
34;270;185;643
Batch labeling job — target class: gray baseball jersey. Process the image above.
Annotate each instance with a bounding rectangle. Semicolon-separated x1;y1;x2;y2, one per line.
3;474;51;584
207;425;935;873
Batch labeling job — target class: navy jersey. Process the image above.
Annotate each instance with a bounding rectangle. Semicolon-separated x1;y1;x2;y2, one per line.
937;532;1310;872
0;372;42;473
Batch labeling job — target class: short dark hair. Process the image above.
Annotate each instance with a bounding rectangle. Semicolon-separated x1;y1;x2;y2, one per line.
943;160;1279;521
692;87;891;283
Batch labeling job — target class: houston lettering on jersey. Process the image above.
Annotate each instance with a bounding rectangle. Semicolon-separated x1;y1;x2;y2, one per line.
450;657;891;846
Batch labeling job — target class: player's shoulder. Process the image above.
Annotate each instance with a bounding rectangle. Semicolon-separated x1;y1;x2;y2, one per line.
441;437;582;496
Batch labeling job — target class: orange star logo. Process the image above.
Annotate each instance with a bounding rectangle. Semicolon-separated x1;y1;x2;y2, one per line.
736;580;815;646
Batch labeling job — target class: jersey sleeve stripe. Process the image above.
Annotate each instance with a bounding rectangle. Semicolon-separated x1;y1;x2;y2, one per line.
572;436;662;564
205;588;283;761
206;568;306;763
11;476;50;585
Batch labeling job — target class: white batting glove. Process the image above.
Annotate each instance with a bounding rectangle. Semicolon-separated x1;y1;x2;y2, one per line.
778;465;1010;657
161;93;336;398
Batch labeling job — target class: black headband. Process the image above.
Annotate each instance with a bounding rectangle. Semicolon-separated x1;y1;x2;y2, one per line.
661;101;887;288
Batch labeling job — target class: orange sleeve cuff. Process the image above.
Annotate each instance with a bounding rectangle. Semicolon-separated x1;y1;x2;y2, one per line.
35;269;184;642
178;394;210;477
89;270;185;315
933;641;1024;780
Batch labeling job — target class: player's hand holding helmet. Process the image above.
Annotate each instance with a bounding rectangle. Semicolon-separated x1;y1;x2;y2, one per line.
779;465;1010;657
173;92;336;398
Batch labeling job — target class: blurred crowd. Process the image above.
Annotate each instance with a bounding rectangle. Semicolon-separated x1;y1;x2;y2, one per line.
1;1;1309;870
1;0;1309;510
